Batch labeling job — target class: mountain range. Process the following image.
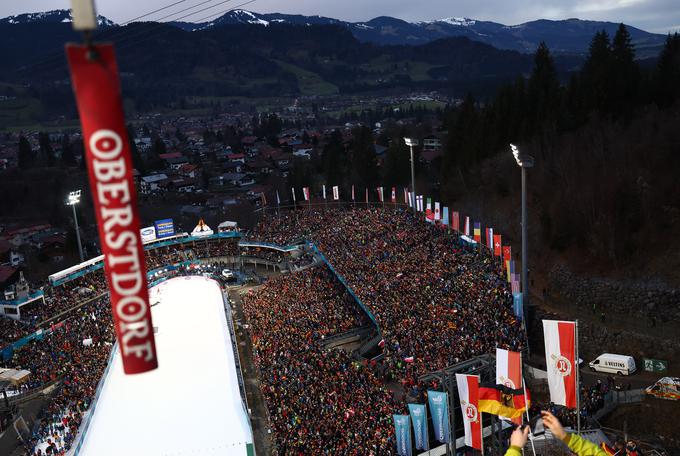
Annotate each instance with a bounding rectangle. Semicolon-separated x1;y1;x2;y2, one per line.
0;9;667;56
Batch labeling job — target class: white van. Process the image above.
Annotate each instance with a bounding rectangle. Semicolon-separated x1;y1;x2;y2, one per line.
589;353;636;375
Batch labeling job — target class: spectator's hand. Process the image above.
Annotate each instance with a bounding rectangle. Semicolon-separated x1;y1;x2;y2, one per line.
510;425;529;448
541;410;567;440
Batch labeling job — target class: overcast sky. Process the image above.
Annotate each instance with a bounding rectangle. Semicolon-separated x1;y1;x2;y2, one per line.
2;0;679;33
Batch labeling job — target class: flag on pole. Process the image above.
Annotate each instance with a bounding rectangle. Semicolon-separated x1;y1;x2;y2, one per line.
478;384;530;419
407;192;413;208
377;187;384;202
391;186;397;203
260;192;267;206
427;390;451;444
543;320;577;408
513;293;523;320
351;185;355;201
508;259;515;283
452;211;460;232
393;415;413;456
511;274;520;294
291;187;296;202
276;190;281;206
493;234;502;256
442;207;449;226
365;188;369;204
496;348;523;390
464;216;470;236
426;198;434;222
417;195;424;212
486;228;494;250
503;246;511;270
332;185;339;200
473;222;481;243
322;184;326;200
455;374;482;451
303;187;310;201
404;188;409;204
434;202;441;221
408;404;429;451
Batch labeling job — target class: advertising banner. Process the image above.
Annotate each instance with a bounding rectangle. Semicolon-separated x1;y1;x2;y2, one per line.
140;226;157;243
427;390;450;443
393;414;412;456
154;218;175;239
66;43;157;374
408;403;429;450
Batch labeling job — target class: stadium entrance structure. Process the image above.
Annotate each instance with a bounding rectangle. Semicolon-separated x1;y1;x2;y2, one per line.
73;276;255;456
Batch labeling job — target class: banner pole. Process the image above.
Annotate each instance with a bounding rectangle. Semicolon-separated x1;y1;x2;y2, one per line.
576;319;581;435
522;375;537;456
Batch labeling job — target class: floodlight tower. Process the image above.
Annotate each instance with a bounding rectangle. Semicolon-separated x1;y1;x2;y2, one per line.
510;144;534;327
67;190;84;262
404;137;418;216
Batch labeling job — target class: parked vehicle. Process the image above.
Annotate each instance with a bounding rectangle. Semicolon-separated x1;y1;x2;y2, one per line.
645;377;680;400
589;353;636;375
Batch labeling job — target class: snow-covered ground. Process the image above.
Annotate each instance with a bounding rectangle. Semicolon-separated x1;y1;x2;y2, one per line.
75;276;253;456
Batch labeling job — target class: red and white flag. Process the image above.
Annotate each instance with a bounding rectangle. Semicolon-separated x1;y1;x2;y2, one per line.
391;186;396;203
493;234;502;256
464;216;470;236
67;44;157;374
452;211;460;232
456;374;482;451
434;202;441;221
332;185;340;200
496;348;522;390
351;185;355;201
543;320;577;408
303;187;310;201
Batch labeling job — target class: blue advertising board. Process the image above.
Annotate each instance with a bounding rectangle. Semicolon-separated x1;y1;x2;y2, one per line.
154;218;175;238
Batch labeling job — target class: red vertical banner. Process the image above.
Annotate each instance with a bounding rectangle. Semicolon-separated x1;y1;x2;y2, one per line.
493;234;502;256
503;245;512;270
66;44;157;374
452;211;460;232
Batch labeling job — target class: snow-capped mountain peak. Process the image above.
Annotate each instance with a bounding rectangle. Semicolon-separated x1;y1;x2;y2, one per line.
420;16;476;27
0;9;115;26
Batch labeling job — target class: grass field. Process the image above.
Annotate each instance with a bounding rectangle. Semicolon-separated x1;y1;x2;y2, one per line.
273;60;339;96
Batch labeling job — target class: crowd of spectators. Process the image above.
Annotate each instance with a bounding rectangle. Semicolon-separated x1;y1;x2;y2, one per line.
0;317;33;345
11;297;115;455
242;267;398;455
253;208;525;385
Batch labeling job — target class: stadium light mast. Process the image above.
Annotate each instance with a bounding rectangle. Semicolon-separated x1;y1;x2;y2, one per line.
510;144;533;328
67;190;84;262
404;138;418;216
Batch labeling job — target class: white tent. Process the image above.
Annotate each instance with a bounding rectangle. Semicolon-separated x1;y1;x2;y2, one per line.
191;218;214;237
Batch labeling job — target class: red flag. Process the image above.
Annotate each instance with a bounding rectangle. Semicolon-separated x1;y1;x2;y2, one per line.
503;245;511;263
66;44;157;374
456;374;482;450
452;211;460;232
493;234;502;256
543;320;577;408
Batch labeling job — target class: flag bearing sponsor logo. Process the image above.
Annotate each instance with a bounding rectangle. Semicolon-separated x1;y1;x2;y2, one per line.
499;376;516;389
551;354;573;376
464;403;479;423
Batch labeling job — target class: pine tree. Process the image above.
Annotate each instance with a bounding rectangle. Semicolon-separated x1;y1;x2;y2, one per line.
350;126;378;187
60;133;76;166
611;24;640;118
581;30;613;114
38;132;54;167
655;33;680;107
18;136;33;170
527;42;561;132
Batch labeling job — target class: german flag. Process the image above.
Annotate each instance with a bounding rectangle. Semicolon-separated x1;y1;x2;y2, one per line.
478;384;530;419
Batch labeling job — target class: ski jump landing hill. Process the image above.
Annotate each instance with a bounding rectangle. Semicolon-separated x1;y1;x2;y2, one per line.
74;275;254;456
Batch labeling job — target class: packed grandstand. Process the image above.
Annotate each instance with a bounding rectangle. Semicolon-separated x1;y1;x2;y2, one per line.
1;207;529;455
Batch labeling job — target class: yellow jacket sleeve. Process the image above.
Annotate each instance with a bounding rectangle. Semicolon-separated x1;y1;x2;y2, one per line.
504;445;523;456
564;433;609;456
